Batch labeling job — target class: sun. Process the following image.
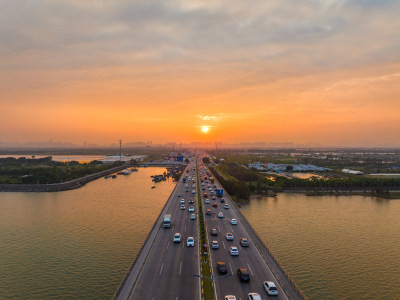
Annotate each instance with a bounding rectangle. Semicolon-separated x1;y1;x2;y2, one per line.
201;126;209;133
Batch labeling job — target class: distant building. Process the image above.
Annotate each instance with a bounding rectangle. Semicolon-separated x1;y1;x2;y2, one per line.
250;162;331;172
341;168;364;175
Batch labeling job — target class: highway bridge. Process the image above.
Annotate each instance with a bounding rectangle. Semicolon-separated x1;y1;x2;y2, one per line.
114;159;304;300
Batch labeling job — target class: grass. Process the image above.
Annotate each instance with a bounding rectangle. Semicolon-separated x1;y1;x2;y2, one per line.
196;161;213;300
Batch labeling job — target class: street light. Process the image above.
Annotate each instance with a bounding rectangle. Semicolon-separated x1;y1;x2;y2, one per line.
193;273;232;300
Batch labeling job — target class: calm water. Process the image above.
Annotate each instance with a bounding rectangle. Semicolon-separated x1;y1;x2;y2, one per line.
0;167;175;299
241;194;400;299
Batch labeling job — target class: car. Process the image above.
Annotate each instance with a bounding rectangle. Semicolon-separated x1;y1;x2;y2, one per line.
208;188;212;191
192;184;195;188
240;238;249;247
177;194;181;197
202;187;206;190
231;219;237;225
180;204;185;210
190;213;196;220
217;262;227;274
192;190;196;194
224;296;236;300
187;237;194;247
180;199;185;204
173;233;181;243
224;204;230;209
229;246;239;255
225;233;233;240
188;206;194;212
211;240;219;249
211;228;218;236
212;203;218;208
218;212;224;218
212;196;216;200
263;281;278;295
189;199;194;204
220;198;225;203
206;209;212;215
205;199;210;204
248;293;261;300
237;268;250;282
203;193;208;197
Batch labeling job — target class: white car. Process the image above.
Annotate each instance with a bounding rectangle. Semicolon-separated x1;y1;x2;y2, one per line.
218;212;223;218
225;233;233;240
180;199;185;204
192;190;196;194
187;237;195;247
229;246;239;256
224;204;230;209
231;219;237;225
211;240;219;249
173;233;181;243
263;281;278;296
180;204;185;210
224;296;236;300
188;206;194;212
190;213;196;220
248;293;262;300
205;199;210;204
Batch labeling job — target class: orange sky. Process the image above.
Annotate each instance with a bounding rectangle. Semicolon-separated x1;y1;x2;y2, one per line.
1;1;400;147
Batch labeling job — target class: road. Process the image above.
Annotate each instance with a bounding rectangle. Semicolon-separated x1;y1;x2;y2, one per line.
117;162;201;300
199;163;301;300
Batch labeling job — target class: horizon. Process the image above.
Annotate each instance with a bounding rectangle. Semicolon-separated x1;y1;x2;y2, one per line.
1;1;400;146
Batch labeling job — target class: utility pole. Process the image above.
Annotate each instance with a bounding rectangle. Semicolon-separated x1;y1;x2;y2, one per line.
119;139;122;162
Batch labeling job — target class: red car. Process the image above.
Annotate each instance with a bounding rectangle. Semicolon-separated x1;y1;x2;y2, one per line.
206;209;212;215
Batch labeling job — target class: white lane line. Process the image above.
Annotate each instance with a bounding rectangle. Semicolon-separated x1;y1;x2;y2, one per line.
182;241;185;248
228;262;233;275
218;225;220;232
179;261;182;276
167;240;170;250
247;263;254;276
222;241;226;249
159;263;164;276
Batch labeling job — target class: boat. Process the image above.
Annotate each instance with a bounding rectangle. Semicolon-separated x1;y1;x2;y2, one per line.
122;168;131;175
104;175;111;179
112;174;117;179
151;186;156;189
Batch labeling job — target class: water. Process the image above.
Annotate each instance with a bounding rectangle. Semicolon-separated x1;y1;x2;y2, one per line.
0;167;175;299
240;194;400;299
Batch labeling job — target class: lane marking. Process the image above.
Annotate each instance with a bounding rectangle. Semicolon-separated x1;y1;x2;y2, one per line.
222;241;226;249
179;261;182;276
166;240;170;250
228;262;233;275
159;263;164;276
247;263;254;276
218;225;220;232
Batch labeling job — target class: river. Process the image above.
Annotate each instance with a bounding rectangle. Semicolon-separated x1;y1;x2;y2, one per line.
241;194;400;299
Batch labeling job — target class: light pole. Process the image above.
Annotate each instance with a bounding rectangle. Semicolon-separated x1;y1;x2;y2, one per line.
193;273;232;300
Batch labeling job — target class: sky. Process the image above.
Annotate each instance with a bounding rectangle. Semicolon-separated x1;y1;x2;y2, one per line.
1;0;400;147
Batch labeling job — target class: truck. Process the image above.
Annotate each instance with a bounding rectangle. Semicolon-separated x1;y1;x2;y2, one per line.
163;214;172;228
216;189;223;197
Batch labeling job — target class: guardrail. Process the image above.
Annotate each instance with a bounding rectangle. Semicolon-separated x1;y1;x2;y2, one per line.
112;165;187;299
209;167;307;300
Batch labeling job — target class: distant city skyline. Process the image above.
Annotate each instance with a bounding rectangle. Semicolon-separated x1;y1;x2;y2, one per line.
1;1;399;146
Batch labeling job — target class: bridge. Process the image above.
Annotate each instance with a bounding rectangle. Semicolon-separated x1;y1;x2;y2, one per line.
114;159;304;300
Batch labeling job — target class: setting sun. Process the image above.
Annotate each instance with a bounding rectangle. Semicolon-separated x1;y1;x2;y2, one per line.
201;126;209;133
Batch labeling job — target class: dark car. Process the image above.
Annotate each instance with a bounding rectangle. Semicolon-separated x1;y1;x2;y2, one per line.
237;268;250;282
220;198;225;203
206;209;212;215
217;262;227;274
211;228;218;236
189;199;194;204
240;238;249;247
212;203;218;208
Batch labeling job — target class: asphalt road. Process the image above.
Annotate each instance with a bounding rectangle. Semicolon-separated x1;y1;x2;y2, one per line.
199;163;297;300
119;162;201;300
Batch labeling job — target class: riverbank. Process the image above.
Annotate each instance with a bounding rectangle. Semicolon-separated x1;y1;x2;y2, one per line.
0;164;129;192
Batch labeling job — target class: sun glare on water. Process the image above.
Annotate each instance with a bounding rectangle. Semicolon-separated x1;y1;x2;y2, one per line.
201;126;209;133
